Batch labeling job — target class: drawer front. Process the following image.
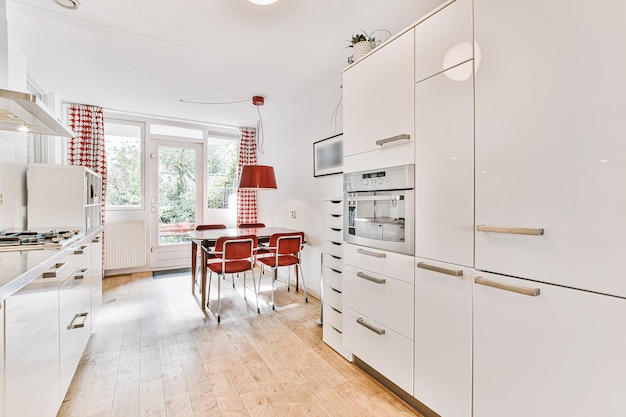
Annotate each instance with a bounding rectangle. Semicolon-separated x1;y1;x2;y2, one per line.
323;240;344;258
414;0;474;82
60;295;92;396
323;253;343;271
324;285;343;311
343;306;413;394
324;227;343;242
325;214;343;229
324;200;343;216
344;243;414;285
323;266;343;290
344;264;414;338
324;302;343;331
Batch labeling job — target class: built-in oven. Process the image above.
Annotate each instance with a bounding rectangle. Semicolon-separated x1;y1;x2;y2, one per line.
344;164;414;256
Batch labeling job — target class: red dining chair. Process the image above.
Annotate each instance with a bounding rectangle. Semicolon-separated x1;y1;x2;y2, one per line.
192;224;226;294
256;231;307;310
204;235;260;323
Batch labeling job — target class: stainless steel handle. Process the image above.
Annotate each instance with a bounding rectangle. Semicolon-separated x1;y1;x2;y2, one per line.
356;271;386;284
357;248;386;258
417;262;463;277
330;228;341;232
356;318;385;335
67;312;88;330
43;262;67;278
477;225;544;236
475;276;540;297
349;195;404;202
74;268;89;280
375;133;411;146
92;236;101;243
74;245;88;255
330;268;341;274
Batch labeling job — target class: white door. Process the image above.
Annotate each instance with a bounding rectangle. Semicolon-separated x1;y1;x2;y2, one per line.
148;140;204;269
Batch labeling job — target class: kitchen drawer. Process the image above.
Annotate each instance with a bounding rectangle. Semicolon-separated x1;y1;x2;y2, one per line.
43;246;91;281
344;264;414;338
343;306;413;394
59;293;92;396
323;253;343;271
324;302;343;331
323;321;352;361
324;227;343;243
324;200;343;216
414;0;474;83
344;243;414;285
324;285;343;311
324;213;343;229
323;266;343;290
323;240;344;258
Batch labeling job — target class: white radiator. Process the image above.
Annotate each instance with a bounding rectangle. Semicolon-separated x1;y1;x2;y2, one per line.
105;221;147;270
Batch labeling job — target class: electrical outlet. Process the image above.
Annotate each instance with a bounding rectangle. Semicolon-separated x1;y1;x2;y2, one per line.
0;193;3;207
291;209;296;219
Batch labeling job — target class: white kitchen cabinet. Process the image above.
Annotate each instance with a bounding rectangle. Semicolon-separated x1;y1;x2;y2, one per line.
414;61;474;267
59;245;92;400
474;0;626;297
0;301;4;417
342;28;415;170
91;231;103;325
474;271;626;417
414;0;473;83
4;272;61;417
343;243;414;394
27;163;102;232
321;200;351;360
413;258;472;417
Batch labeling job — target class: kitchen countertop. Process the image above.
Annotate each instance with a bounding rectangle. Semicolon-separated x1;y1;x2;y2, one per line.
0;227;102;303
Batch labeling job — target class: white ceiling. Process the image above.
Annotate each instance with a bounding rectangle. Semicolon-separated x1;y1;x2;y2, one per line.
7;0;441;127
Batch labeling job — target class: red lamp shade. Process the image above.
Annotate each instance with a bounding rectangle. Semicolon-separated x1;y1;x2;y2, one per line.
238;165;277;190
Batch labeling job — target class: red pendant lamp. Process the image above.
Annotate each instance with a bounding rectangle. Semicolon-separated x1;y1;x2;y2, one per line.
238;96;278;190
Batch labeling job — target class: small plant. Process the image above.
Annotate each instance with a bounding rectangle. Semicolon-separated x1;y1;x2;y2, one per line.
347;30;371;48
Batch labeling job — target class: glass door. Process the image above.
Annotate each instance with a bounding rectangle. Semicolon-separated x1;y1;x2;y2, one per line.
149;139;204;269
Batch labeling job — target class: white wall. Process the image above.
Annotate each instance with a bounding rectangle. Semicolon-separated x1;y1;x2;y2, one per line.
257;76;344;297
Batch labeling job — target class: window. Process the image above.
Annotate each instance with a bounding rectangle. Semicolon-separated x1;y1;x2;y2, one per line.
207;135;238;209
104;120;143;208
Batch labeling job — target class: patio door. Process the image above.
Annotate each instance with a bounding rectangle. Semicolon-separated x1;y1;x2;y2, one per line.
148;139;204;269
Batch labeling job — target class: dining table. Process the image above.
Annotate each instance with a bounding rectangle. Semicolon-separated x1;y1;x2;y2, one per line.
188;226;304;312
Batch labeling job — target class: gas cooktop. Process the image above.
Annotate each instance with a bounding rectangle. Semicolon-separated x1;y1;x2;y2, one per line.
0;229;81;251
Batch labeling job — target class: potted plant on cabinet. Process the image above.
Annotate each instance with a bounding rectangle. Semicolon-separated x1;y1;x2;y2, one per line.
346;29;391;64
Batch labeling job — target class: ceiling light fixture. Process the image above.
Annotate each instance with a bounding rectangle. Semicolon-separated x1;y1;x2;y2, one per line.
248;0;278;5
238;96;278;190
54;0;80;10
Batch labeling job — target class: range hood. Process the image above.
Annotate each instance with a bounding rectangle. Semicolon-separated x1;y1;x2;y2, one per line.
0;88;75;137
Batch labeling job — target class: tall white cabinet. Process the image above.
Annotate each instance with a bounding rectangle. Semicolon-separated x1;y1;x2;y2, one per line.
321;199;351;360
473;0;626;415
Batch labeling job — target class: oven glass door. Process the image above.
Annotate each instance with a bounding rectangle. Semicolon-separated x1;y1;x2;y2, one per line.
345;189;414;255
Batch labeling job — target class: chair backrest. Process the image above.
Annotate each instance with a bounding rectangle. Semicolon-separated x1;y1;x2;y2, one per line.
196;224;227;231
214;235;258;260
269;232;304;256
238;223;266;228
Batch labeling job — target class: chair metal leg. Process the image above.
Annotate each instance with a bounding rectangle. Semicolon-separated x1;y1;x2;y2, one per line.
243;271;247;300
217;272;222;323
251;267;260;314
271;267;276;310
299;262;308;303
207;270;213;306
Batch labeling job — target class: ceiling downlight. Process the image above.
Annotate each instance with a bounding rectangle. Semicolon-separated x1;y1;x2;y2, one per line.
248;0;278;5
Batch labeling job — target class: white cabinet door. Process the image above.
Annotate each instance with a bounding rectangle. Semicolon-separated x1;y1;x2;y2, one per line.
474;0;626;297
415;61;474;267
414;259;472;417
474;271;626;417
5;276;60;417
343;29;415;159
414;0;473;83
0;301;4;417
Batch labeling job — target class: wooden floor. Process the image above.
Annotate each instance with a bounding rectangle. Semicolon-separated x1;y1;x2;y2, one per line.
57;269;422;417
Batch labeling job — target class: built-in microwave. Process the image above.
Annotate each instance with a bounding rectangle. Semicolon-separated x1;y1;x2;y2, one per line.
343;164;414;256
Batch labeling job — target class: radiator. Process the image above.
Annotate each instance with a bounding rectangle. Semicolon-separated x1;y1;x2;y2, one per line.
105;221;147;270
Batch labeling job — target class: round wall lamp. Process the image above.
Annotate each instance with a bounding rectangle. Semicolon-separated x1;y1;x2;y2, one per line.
55;0;80;10
248;0;278;5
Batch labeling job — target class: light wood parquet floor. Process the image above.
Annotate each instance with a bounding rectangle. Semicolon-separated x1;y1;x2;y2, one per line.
57;269;422;417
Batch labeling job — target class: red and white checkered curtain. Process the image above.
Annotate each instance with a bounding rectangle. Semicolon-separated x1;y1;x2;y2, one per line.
237;127;258;226
67;104;107;270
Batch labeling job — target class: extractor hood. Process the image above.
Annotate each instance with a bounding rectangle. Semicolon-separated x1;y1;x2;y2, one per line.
0;88;75;137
